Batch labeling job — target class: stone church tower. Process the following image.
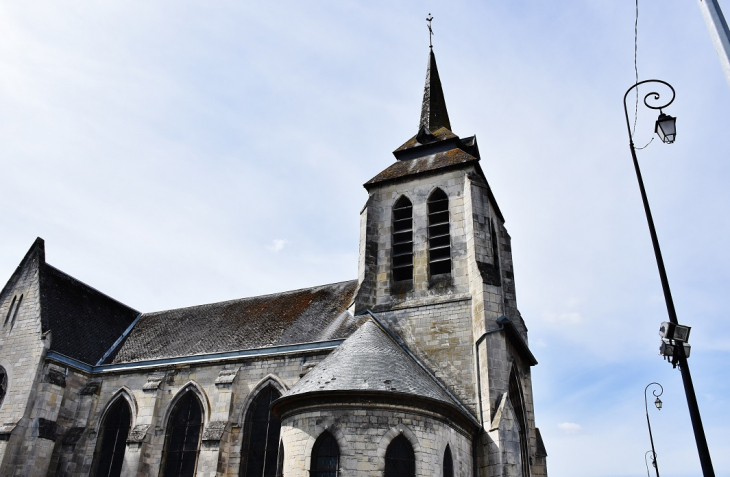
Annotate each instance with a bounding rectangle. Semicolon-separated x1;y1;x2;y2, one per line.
0;47;546;477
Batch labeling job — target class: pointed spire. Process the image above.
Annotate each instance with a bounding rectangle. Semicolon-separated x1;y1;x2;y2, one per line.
419;49;451;133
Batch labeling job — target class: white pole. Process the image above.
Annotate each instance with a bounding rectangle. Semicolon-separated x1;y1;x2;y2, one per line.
698;0;730;88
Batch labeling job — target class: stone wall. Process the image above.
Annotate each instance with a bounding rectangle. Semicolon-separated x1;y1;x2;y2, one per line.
37;349;330;477
280;404;473;477
0;244;52;475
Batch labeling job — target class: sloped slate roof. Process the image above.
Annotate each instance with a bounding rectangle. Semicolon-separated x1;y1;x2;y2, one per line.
106;280;360;364
282;319;458;407
41;264;139;365
365;147;478;187
394;126;458;153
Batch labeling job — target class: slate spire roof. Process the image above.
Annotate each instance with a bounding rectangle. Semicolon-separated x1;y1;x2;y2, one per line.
280;318;464;409
419;48;451;133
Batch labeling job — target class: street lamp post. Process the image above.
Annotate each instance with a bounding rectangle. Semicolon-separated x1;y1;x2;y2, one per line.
644;382;664;477
622;79;715;477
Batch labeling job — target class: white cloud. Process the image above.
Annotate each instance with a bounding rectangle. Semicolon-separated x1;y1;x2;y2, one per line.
266;239;288;252
544;312;583;325
557;422;582;433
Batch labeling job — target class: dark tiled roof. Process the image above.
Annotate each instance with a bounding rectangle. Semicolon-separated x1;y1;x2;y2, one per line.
365;147;478;187
394;126;458;153
107;280;360;364
282;319;457;406
41;264;139;365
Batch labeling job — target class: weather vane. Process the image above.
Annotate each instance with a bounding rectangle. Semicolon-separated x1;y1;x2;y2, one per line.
427;14;434;48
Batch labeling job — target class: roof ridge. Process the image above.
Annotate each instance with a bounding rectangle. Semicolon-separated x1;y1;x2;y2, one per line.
45;263;139;314
142;278;358;316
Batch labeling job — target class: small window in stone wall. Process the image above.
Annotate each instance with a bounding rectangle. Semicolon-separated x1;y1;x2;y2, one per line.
161;392;203;477
4;296;16;326
311;432;339;477
241;386;281;477
428;189;451;277
392;196;414;282
93;397;131;477
10;294;22;330
384;435;415;477
443;445;454;477
0;367;7;408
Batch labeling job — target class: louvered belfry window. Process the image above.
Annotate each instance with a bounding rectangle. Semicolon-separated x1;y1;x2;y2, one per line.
428;189;451;276
310;432;339;477
384;435;415;477
162;392;203;477
443;445;454;477
392;196;414;282
94;398;131;477
243;387;282;477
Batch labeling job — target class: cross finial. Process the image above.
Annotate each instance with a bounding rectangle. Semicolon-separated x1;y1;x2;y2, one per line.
427;14;434;48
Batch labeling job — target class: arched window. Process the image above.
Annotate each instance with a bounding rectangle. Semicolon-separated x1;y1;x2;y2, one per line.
392;196;414;282
443;445;454;477
509;370;530;477
311;432;339;477
93;397;131;477
162;391;203;477
384;435;415;477
427;189;451;277
0;367;7;408
242;386;282;477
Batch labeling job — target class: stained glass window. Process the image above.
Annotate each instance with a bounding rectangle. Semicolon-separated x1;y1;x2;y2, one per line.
311;432;339;477
242;386;281;477
384;435;415;477
443;445;453;477
94;397;131;477
162;392;203;477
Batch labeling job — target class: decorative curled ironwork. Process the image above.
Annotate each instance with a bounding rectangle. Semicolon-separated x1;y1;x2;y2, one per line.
645;450;658;477
644;382;664;477
623;79;676;143
646;382;664;403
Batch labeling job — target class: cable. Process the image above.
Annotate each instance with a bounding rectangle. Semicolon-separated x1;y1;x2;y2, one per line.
632;0;640;138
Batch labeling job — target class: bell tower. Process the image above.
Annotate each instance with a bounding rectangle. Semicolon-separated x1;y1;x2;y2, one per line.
354;43;548;476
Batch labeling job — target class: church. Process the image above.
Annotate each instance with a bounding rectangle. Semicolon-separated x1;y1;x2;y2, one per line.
0;45;548;477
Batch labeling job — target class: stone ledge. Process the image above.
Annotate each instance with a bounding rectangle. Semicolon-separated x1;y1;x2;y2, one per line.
62;427;84;446
126;424;150;443
202;421;227;442
38;418;57;441
46;369;66;388
215;369;238;387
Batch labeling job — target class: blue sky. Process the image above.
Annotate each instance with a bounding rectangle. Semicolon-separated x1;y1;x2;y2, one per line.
1;2;729;476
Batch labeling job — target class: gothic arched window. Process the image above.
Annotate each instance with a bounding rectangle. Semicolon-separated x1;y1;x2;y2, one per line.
392;196;414;282
509;369;531;477
311;432;339;477
162;391;203;477
93;397;131;477
242;386;282;477
0;367;7;408
384;435;415;477
443;445;454;477
427;189;451;277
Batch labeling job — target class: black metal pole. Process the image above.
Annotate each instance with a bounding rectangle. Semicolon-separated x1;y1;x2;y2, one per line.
623;80;715;477
644;383;662;477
